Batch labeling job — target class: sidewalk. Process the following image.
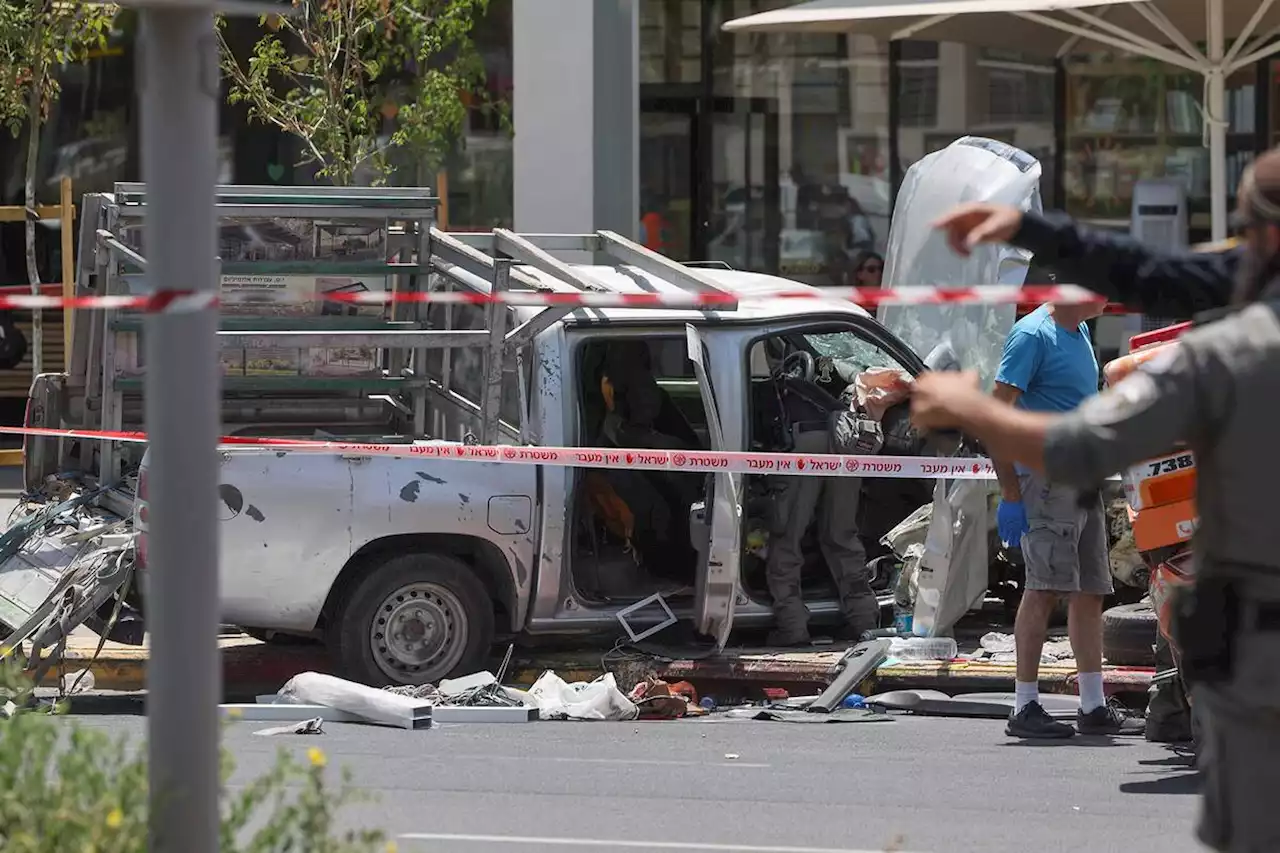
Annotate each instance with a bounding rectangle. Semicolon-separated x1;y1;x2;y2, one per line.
45;633;1155;701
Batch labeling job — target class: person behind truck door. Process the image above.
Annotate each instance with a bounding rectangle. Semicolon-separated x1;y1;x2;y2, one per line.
989;298;1142;739
909;148;1280;852
763;341;878;646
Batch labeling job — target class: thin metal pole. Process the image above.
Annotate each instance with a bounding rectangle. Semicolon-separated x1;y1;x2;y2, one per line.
1207;0;1228;242
138;8;221;853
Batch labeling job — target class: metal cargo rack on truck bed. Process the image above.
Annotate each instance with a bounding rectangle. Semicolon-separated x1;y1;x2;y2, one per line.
27;183;741;491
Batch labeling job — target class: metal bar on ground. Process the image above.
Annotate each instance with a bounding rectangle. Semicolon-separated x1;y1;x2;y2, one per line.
221;703;370;724
431;706;538;723
137;6;221;853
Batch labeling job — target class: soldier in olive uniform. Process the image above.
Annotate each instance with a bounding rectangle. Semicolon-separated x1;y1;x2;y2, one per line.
910;149;1280;853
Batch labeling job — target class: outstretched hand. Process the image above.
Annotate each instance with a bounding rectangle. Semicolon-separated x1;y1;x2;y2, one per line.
909;370;984;432
931;203;1023;257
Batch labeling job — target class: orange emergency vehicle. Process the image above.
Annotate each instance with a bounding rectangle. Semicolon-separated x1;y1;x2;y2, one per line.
1102;323;1198;652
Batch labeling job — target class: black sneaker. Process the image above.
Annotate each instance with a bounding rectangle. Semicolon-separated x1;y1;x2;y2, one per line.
1006;701;1076;739
1077;700;1146;736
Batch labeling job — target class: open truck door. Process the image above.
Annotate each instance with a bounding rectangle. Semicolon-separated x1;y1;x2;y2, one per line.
686;324;743;651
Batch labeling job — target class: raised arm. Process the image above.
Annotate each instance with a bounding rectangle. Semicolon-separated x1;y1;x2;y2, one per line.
933;205;1237;318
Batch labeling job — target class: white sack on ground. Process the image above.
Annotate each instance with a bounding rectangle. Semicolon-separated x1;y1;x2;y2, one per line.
278;671;427;727
525;671;638;721
913;478;990;637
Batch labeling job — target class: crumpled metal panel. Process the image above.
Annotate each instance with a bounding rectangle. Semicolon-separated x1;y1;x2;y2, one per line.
0;533;88;632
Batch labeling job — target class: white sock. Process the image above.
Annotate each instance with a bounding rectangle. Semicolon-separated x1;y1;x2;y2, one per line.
1014;681;1039;713
1078;671;1105;713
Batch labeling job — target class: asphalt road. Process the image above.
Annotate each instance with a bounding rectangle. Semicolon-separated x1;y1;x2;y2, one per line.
73;705;1203;853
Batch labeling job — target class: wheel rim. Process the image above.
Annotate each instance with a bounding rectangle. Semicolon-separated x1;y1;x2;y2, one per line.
369;582;469;683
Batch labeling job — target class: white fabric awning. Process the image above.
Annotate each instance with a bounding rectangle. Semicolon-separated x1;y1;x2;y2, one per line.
723;0;1280;239
723;1;1280;74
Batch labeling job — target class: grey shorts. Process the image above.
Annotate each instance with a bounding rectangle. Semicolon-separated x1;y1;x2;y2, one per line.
1017;469;1112;595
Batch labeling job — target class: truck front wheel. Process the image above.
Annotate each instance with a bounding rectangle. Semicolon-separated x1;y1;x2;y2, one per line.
327;552;495;687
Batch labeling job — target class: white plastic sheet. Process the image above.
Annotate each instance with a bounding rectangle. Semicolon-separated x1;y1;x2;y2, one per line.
879;136;1040;390
912;478;990;637
278;671;429;729
525;671;639;721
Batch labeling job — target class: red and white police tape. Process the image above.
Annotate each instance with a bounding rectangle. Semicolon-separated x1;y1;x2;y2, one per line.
0;284;1110;313
0;425;997;480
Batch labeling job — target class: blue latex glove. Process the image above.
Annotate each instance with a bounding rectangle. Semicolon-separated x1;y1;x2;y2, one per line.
996;500;1030;548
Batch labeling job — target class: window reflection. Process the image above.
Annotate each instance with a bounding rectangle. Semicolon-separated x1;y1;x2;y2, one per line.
707;1;890;285
1064;53;1256;242
896;42;1056;208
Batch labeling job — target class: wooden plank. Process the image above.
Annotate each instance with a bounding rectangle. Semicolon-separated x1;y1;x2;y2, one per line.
0;204;75;223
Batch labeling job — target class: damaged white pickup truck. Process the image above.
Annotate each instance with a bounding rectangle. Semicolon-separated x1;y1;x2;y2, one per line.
11;184;971;687
134;249;939;686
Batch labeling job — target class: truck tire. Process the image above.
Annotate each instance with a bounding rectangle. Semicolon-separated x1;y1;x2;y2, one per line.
1102;600;1158;667
327;552;495;687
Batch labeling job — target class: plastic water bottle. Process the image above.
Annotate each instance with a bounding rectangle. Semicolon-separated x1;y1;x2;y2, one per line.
892;604;913;635
888;637;958;662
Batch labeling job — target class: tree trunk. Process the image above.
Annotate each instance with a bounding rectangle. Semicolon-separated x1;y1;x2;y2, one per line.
24;9;47;378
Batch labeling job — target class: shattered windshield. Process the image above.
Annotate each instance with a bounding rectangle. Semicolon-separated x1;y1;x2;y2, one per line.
805;331;904;374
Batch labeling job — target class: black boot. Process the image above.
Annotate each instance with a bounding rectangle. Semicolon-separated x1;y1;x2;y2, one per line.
1146;636;1193;743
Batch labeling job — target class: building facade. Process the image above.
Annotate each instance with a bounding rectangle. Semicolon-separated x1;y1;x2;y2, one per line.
1;0;1274;291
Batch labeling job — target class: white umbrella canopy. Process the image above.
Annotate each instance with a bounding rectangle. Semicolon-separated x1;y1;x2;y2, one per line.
725;0;1280;239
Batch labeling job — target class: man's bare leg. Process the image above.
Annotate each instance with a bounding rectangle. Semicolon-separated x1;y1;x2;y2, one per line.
1070;592;1108;715
1016;589;1059;687
1005;589;1077;737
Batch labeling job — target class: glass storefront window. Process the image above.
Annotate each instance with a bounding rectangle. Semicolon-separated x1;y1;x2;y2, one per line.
703;0;890;286
896;43;1056;209
641;0;702;85
1064;52;1257;240
434;0;514;230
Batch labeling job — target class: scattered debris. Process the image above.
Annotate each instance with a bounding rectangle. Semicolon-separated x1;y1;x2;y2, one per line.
278;672;431;730
0;475;140;695
627;677;705;719
59;669;95;696
865;689;1081;720
254;717;325;737
970;632;1075;665
808;640;891;713
526;671;638;721
719;707;890;724
616;592;677;643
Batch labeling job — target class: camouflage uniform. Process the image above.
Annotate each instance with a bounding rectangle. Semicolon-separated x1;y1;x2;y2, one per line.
1039;300;1280;853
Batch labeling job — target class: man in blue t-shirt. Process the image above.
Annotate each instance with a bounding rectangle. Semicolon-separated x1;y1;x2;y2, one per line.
992;302;1139;740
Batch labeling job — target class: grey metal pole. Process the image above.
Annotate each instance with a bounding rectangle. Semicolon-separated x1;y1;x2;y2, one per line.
138;7;221;853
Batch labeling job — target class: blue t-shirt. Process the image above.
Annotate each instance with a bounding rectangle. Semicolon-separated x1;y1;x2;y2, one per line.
995;305;1098;414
